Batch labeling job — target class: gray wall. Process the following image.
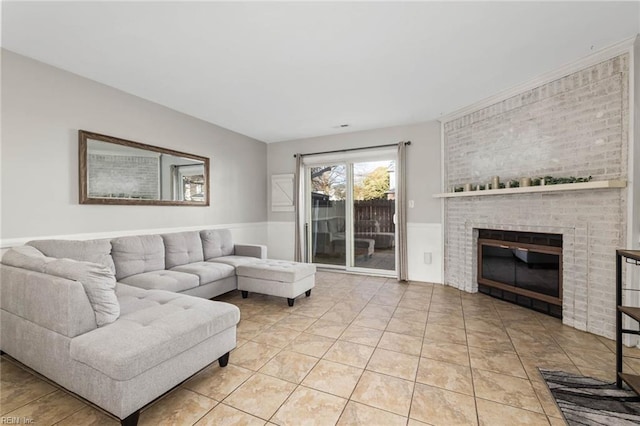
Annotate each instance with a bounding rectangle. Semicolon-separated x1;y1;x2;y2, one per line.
266;122;443;282
267;121;442;224
1;50;267;240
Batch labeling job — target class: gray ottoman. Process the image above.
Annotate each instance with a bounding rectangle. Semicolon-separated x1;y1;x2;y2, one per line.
236;260;316;306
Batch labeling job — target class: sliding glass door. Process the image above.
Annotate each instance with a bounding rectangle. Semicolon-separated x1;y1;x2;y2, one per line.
306;153;396;275
352;160;396;271
309;163;347;267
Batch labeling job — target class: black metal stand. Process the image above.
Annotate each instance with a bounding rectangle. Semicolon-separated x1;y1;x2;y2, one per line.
616;249;640;392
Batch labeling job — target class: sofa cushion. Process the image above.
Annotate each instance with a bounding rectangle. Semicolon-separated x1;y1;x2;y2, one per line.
111;235;165;280
314;219;329;234
355;219;381;233
236;260;316;283
2;246;119;327
119;270;199;293
2;245;54;272
170;261;235;285
200;229;234;259
234;244;267;259
27;238;115;273
117;282;185;316
327;217;345;234
46;258;119;327
208;255;262;268
161;231;205;269
70;289;240;381
1;263;97;337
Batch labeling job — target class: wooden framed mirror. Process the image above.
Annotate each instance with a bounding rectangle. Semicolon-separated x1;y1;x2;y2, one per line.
79;130;210;206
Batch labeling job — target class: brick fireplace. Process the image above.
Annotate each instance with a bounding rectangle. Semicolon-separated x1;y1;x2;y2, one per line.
442;54;629;339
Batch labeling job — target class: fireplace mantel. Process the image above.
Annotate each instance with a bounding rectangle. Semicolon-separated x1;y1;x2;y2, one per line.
433;180;626;198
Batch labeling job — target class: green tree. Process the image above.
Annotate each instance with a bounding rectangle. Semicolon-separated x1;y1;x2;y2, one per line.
355;166;389;200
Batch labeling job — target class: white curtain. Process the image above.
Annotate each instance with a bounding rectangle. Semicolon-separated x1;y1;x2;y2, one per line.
293;154;305;262
397;142;409;281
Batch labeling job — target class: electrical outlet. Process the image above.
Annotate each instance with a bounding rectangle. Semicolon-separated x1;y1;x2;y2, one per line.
409;200;415;208
424;252;432;264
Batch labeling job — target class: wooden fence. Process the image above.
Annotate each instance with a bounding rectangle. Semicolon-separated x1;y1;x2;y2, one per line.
332;200;395;233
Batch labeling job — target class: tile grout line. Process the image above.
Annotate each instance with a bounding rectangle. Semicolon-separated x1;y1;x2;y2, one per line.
268;278;390;421
459;288;482;426
263;278;382;425
493;300;555;421
405;281;434;423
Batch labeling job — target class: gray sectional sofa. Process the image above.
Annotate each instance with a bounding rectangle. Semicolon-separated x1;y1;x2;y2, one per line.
0;229;266;425
109;229;266;298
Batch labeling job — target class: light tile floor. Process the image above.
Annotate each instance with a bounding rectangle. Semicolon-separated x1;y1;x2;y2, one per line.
2;271;639;425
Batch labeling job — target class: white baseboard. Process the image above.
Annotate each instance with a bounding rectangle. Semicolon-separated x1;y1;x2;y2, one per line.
406;223;443;284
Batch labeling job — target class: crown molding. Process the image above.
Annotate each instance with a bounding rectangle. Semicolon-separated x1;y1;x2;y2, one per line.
439;35;639;124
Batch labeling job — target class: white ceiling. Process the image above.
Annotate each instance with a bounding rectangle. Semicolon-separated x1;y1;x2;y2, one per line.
2;2;639;143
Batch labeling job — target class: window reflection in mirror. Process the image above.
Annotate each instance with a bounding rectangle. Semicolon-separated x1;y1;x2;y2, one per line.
171;163;205;202
79;130;209;206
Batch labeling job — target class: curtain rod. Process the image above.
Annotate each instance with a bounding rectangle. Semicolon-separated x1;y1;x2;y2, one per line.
293;141;411;158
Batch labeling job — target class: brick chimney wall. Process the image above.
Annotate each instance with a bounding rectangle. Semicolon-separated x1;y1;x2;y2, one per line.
442;54;629;339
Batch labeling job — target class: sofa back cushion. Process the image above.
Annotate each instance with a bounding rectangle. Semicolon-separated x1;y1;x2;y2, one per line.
111;235;165;280
46;258;119;327
2;245;54;272
327;217;345;234
355;219;381;234
200;229;234;260
161;231;204;269
2;262;97;338
2;246;119;328
314;219;329;234
27;238;115;274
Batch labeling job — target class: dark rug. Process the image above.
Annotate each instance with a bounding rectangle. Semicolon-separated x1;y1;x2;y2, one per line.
539;369;640;425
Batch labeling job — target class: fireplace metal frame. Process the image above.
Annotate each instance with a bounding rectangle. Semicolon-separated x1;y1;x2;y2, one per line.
477;237;563;307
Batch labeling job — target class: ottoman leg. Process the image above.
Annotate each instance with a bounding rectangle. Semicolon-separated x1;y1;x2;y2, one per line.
305;289;312;297
241;291;248;299
120;410;140;426
287;298;295;307
218;351;230;367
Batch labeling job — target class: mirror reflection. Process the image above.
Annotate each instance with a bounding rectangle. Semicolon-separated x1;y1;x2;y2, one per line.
79;131;209;206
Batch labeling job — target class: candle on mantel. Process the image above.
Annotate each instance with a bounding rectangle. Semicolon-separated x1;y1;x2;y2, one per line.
492;176;500;189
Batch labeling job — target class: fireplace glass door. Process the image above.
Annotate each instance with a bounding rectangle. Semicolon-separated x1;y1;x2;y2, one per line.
480;244;560;298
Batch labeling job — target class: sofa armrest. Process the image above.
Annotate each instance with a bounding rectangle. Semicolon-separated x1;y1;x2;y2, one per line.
0;265;97;338
234;244;267;259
